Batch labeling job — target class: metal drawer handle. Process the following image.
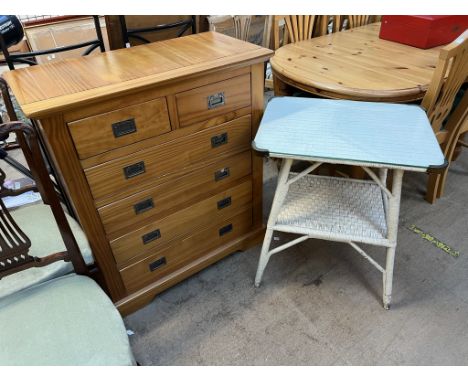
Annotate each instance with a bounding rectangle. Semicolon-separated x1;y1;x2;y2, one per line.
219;223;233;236
123;161;145;179
112;118;137;138
134;198;154;215
149;257;166;272
217;196;232;210
214;167;230;181
142;229;161;245
207;92;225;109
211;132;228;148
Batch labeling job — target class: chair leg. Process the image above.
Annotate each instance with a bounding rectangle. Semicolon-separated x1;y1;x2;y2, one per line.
436;167;450;198
254;158;293;287
425;172;441;204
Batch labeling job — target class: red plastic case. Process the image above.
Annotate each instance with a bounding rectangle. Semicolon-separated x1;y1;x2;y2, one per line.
379;15;468;49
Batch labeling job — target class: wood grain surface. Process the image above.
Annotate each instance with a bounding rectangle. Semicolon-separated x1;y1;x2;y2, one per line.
3;32;271;117
68;97;171;159
271;23;444;102
98;151;252;239
120;210;253;293
111;180;252;266
85;115;252;203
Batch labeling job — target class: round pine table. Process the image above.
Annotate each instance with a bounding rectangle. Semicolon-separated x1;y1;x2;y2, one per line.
270;23;445;102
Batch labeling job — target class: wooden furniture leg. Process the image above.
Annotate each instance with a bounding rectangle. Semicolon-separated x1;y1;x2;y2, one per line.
273;74;293;96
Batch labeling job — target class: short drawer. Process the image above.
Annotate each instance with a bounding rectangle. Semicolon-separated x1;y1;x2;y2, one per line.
85;114;251;203
176;74;251;128
68;97;171;159
110;180;252;266
120;210;253;293
98;150;252;238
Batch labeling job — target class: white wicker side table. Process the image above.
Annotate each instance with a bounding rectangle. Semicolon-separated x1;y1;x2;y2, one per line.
253;97;447;309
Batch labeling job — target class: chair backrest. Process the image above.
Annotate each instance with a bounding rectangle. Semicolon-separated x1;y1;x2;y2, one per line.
0;122;88;280
0;167;32;277
273;15;344;50
0;77;47;195
119;15;196;47
233;16;252;42
421;30;468;143
347;15;372;29
444;90;468;158
273;16;317;50
208;16;273;48
315;16;344;36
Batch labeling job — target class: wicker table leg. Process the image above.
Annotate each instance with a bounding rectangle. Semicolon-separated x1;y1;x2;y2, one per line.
255;158;293;286
382;169;404;309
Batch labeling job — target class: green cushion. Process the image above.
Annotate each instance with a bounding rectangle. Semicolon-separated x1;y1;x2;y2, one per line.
0;203;94;299
0;274;135;365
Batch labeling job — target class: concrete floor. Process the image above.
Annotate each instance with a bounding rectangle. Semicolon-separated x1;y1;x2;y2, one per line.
125;153;468;365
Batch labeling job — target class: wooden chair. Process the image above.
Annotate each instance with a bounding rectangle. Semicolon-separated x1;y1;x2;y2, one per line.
0;122;134;365
347;15;372;29
422;30;468;203
0;122;94;300
272;15;321;50
0;77;76;216
426;91;468;202
315;15;344;36
233;15;252;41
207;15;272;47
0;77;34;178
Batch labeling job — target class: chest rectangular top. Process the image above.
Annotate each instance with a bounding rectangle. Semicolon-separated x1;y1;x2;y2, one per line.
253;97;445;171
3;32;272;118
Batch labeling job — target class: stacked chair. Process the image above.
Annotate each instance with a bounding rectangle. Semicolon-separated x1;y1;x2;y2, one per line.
423;30;468;203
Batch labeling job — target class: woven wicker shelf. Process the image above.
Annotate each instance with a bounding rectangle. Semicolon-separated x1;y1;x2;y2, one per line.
274;173;389;245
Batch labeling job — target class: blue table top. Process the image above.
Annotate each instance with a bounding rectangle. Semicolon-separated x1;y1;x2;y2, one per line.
253;97;446;170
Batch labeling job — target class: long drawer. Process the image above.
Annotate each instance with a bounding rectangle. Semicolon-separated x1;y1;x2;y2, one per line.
176;74;251;127
69;97;171;159
120;210;253;293
111;179;253;266
98;150;252;239
85;114;252;203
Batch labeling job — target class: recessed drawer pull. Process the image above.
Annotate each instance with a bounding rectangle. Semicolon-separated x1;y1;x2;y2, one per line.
124;161;146;179
112;118;137;138
142;229;161;245
211;132;228;148
149;257;166;272
214;167;230;181
207;92;225;109
133;198;154;215
217;196;232;210
219;223;233;236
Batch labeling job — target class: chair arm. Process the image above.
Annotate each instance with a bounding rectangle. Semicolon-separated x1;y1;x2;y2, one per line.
0;77;18;122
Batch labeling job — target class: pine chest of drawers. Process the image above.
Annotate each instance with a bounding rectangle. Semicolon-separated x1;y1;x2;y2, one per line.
4;32;272;314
